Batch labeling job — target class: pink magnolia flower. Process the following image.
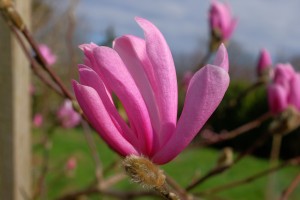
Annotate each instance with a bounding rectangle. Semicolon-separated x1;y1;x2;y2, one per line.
257;48;272;77
57;100;81;128
38;44;57;66
33;113;43;128
73;17;230;165
268;63;300;114
209;0;237;42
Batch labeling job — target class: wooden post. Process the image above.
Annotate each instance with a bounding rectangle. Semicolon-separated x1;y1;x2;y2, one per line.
0;0;31;199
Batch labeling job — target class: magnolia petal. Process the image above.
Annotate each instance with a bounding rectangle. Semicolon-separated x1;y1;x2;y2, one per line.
78;64;115;106
78;67;140;148
213;43;229;72
268;83;288;114
79;43;98;69
274;64;295;85
72;81;138;156
288;74;300;110
113;35;162;151
225;18;237;40
153;65;230;164
257;48;272;76
93;46;153;155
135;17;177;146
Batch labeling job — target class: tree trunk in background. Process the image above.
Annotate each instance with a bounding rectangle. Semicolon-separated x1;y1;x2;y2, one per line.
0;0;31;199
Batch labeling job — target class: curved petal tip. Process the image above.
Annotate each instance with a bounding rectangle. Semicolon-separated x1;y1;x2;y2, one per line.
213;43;229;72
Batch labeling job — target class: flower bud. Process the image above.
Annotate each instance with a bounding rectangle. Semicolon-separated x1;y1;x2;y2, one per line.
269;106;300;136
256;49;272;81
216;147;233;168
123;155;165;189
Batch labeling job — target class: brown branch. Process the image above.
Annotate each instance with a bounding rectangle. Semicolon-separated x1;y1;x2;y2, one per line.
103;158;121;175
33;126;56;200
228;80;264;108
279;171;300;200
22;27;74;100
201;112;272;146
1;1;97;123
56;185;157;200
187;130;271;191
186;165;229;192
9;25;63;96
197;156;300;196
166;174;190;199
234;131;271;163
81;121;103;183
100;173;126;190
1;1;72;99
193;50;212;73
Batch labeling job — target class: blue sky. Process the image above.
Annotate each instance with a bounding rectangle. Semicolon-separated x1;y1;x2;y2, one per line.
74;0;300;59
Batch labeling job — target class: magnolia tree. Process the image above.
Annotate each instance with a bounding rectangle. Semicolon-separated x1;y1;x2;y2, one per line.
1;0;300;200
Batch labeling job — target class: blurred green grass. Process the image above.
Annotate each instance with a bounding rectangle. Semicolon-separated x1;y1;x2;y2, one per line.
33;128;300;200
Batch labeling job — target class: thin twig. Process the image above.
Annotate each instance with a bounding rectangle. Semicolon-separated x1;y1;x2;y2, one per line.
22;27;74;100
201;112;272;146
279;171;300;200
266;134;283;200
166;174;190;199
193;50;212;73
197;156;300;196
103;158;121;175
56;185;157;200
228;80;264;108
100;173;126;190
9;25;63;96
186;165;229;192
81;121;103;183
33;127;56;199
1;3;73;99
234;131;271;163
187;130;271;191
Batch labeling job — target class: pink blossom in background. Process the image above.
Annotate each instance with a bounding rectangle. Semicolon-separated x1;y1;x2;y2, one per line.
256;48;272;77
268;63;300;114
65;157;77;171
209;0;237;42
73;17;230;165
57;100;81;128
33;113;43;128
38;44;57;66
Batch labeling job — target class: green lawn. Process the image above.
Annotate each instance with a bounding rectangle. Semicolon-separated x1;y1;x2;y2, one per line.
33;128;300;200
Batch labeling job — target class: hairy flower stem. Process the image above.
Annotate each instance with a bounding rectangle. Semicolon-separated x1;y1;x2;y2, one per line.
123;155;180;200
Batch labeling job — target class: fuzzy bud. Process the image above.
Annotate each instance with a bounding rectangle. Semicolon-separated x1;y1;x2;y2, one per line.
123;155;165;189
269;106;300;136
0;1;25;30
216;147;233;168
123;155;180;200
0;0;12;9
